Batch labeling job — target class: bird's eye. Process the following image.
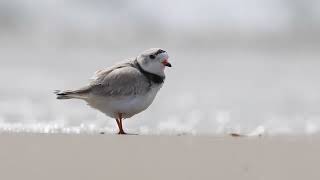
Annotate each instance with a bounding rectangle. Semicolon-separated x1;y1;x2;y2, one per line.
149;55;155;59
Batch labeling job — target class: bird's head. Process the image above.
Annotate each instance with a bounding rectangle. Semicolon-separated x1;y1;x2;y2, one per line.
137;48;171;77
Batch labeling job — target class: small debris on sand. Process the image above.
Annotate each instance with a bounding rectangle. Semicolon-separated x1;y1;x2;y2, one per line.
230;133;245;137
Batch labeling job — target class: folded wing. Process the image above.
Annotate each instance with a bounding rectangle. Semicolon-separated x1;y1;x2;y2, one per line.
89;65;150;97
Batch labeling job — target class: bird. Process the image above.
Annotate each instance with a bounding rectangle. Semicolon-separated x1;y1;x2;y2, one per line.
54;48;172;135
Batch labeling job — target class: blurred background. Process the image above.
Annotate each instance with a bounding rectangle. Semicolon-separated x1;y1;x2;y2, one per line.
0;0;320;135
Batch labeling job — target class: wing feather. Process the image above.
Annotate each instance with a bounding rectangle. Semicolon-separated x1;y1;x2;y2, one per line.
89;65;149;97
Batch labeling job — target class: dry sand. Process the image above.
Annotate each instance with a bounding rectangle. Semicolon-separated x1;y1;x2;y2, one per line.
0;134;319;180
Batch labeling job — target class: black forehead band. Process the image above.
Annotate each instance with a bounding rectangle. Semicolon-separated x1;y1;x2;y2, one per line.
154;49;166;56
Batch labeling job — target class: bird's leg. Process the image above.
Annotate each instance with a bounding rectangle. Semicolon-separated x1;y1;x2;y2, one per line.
115;118;121;131
117;113;126;135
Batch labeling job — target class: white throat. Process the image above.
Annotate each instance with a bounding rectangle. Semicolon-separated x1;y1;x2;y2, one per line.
137;59;165;77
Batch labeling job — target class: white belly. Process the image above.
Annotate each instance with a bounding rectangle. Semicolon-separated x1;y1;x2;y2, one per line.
86;86;161;119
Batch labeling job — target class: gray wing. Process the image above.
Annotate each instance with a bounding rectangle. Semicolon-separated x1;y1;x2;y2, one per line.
88;65;150;97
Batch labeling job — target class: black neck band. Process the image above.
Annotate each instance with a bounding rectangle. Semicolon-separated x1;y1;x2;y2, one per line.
134;59;164;85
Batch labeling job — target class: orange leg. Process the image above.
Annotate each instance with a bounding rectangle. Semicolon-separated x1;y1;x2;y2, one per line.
116;113;126;135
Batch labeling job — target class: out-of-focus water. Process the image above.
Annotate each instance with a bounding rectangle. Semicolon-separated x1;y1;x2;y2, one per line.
1;45;320;135
0;0;320;135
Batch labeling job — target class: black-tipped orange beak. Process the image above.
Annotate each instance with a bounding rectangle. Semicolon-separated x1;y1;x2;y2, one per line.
162;59;172;67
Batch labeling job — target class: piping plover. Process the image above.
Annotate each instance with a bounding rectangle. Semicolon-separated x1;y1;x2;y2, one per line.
55;48;171;134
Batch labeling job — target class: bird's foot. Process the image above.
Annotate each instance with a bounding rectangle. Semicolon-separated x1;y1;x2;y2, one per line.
117;131;127;135
117;131;138;135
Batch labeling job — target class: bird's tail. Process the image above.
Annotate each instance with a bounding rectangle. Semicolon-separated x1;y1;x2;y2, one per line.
54;88;90;100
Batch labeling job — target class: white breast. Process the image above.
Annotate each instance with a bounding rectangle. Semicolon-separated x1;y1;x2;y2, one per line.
87;85;162;119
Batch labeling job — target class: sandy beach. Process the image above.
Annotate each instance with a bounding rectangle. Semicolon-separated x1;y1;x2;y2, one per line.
0;134;318;180
1;1;320;180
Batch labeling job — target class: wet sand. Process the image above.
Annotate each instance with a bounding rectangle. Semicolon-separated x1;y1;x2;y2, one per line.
0;134;319;180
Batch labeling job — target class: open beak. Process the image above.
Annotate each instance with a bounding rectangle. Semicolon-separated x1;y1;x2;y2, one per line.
162;59;172;67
